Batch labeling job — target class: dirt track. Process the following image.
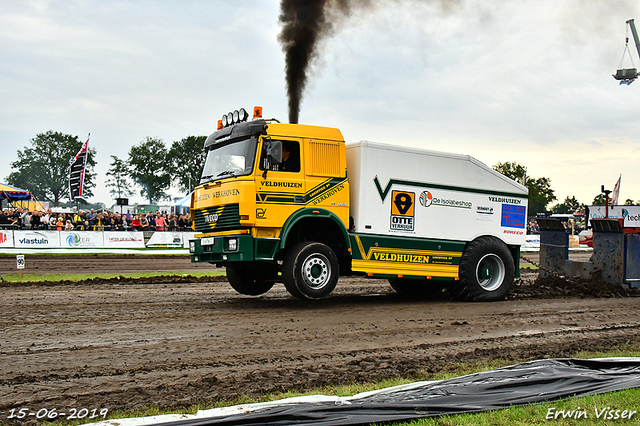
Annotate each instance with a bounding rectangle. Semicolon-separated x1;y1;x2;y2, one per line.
0;254;216;276
1;253;640;419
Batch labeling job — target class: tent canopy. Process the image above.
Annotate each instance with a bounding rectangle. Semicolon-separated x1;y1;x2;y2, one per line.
0;182;31;201
174;192;193;207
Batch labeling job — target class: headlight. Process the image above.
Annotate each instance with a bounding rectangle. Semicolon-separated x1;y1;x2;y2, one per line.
227;238;238;251
219;108;249;128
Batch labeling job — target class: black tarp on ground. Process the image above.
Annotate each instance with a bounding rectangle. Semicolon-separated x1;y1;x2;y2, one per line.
157;358;640;426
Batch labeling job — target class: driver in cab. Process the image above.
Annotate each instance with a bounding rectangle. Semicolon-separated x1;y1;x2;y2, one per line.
278;142;300;172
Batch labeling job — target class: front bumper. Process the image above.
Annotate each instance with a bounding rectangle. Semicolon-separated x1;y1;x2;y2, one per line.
189;234;280;264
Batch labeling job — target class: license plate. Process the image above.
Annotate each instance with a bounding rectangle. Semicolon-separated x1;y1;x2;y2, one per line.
201;237;214;246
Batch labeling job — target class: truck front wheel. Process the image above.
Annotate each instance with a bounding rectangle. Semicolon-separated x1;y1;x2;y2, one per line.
226;263;277;296
448;236;514;302
282;242;339;300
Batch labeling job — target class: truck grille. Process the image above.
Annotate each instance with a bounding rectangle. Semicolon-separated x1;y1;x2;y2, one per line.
193;203;241;232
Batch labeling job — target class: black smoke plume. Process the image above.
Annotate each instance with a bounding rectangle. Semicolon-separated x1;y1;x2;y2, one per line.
279;0;329;124
280;0;366;123
278;1;454;123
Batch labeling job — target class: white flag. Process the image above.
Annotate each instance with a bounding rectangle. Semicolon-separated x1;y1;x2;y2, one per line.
611;174;621;205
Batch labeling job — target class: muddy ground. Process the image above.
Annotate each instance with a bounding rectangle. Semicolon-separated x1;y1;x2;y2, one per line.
1;252;639;421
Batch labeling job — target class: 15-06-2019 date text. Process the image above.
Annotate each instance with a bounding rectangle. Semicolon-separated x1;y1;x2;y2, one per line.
7;408;109;420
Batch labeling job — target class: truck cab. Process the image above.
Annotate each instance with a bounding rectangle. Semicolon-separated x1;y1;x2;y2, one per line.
190;108;351;299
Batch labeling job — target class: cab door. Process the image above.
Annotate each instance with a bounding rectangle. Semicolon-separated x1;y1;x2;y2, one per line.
254;138;306;229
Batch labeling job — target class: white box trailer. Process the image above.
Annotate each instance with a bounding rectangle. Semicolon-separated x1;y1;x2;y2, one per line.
345;141;528;302
346;141;529;244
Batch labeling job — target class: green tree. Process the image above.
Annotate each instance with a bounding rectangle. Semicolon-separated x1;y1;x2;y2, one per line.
491;161;527;184
592;194;608;205
551;196;585;214
166;135;207;193
105;155;133;200
493;161;556;215
7;131;96;205
624;198;637;206
128;137;171;204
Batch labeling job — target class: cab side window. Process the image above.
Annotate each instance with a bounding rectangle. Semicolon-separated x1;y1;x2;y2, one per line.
260;140;300;172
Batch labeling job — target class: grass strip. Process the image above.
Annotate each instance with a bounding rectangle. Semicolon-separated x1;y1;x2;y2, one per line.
33;343;640;426
1;270;225;283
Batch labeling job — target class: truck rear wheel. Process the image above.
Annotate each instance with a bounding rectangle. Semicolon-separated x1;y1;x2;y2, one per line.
448;236;514;302
226;263;277;296
282;242;339;300
388;279;446;298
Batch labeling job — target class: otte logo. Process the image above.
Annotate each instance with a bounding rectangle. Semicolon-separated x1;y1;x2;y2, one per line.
204;213;219;223
390;191;415;231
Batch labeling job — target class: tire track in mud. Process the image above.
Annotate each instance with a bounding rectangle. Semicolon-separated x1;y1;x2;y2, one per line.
3;325;640;412
2;276;640;413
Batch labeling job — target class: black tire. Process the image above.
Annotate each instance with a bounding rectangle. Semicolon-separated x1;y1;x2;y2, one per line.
448;236;514;302
388;279;446;298
282;242;339;300
226;263;277;296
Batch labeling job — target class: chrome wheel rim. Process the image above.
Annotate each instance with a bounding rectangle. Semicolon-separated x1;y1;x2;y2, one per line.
476;253;505;292
301;254;331;290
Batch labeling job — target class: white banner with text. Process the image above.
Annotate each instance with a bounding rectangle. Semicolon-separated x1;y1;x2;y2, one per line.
13;230;61;248
0;230;14;247
104;231;145;248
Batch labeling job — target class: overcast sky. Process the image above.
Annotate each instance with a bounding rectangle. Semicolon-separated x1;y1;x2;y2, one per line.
1;0;639;208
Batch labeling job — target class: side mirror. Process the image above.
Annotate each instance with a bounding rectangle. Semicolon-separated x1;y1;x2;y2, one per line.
263;139;282;170
267;140;282;164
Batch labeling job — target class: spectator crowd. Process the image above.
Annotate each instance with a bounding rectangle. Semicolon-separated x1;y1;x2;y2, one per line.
526;218;586;235
0;207;192;232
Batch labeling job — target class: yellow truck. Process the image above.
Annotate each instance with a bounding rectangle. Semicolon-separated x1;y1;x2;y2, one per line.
189;107;529;301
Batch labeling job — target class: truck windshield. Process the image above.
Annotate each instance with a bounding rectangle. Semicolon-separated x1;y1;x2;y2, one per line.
200;138;257;183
